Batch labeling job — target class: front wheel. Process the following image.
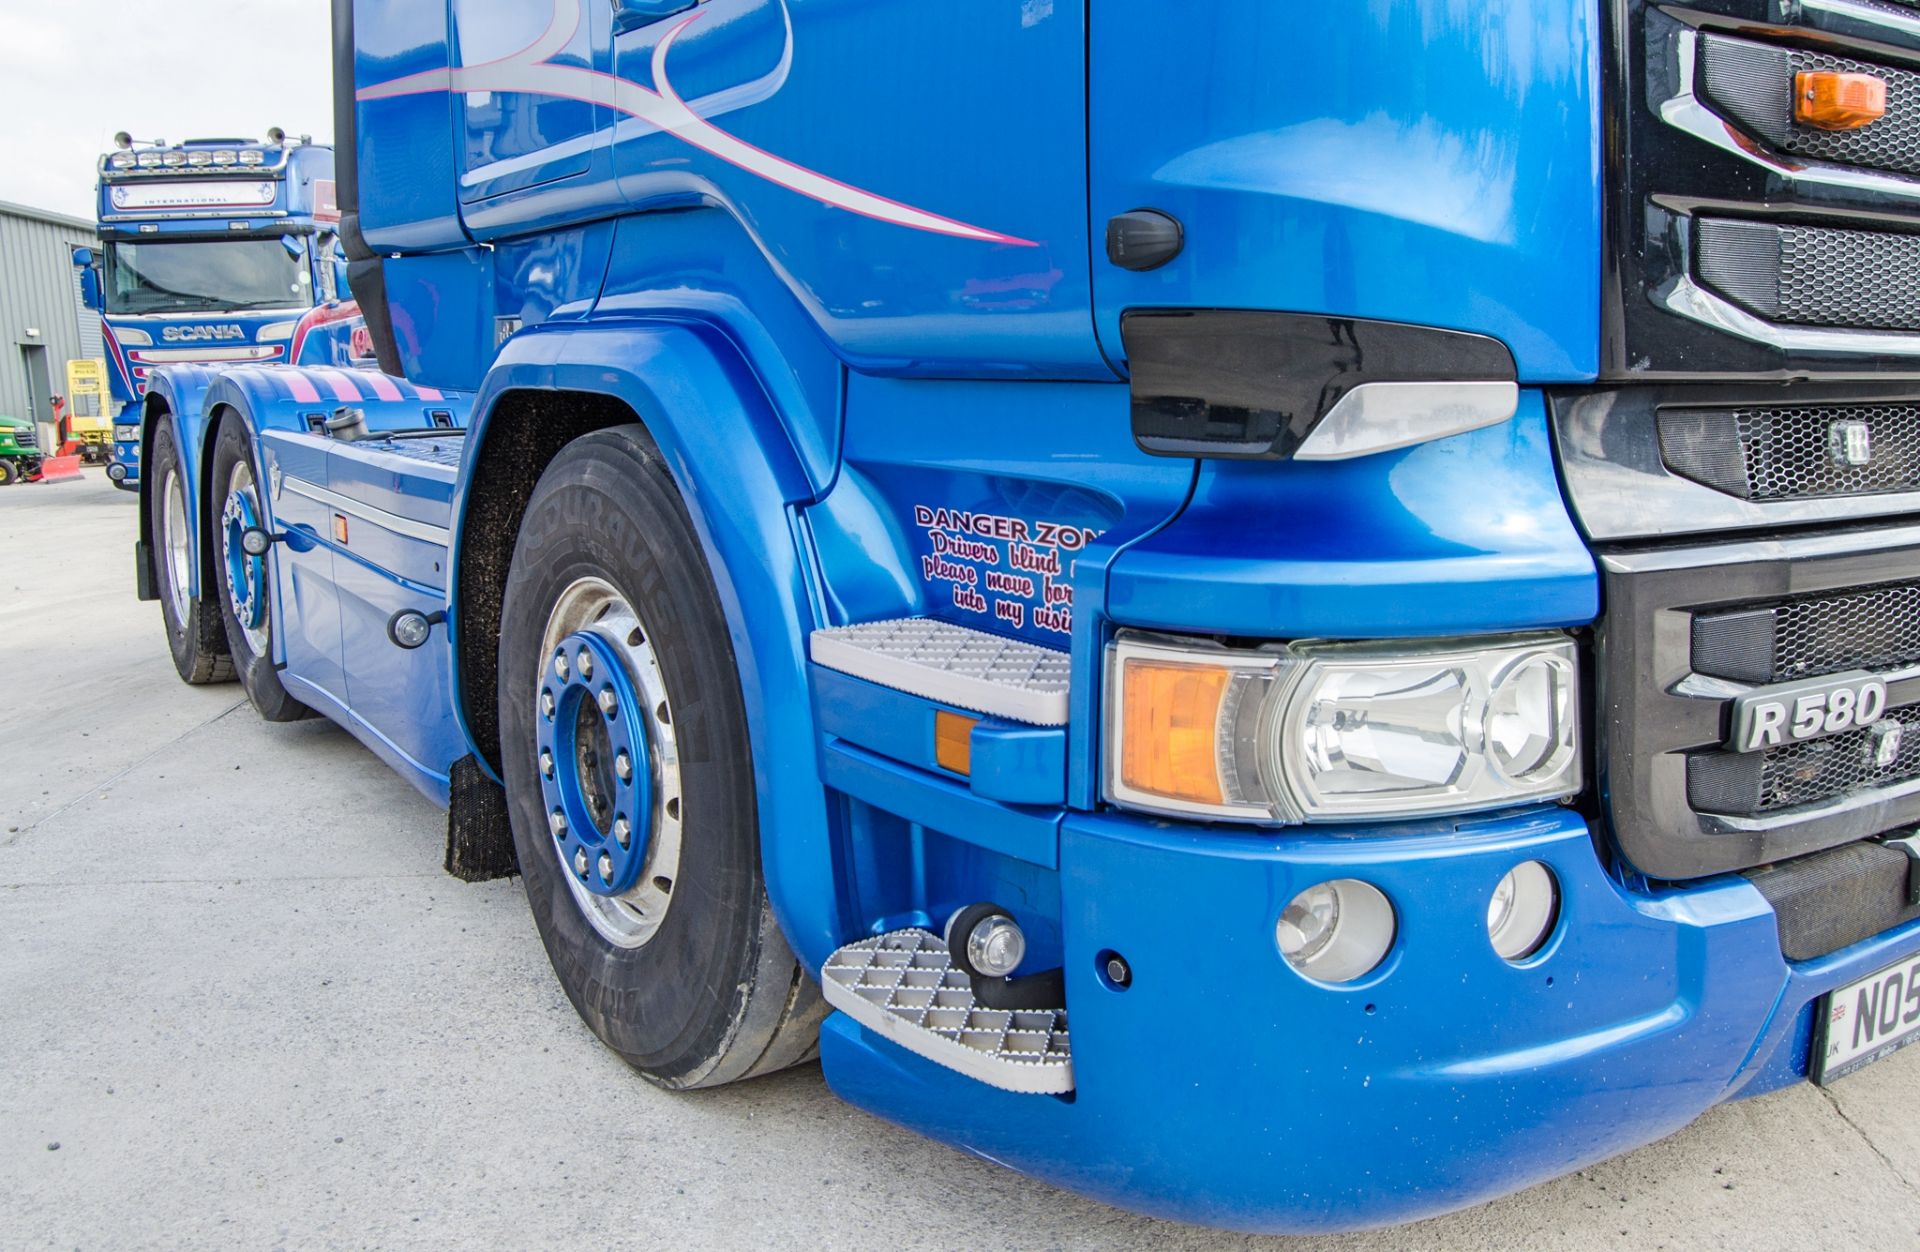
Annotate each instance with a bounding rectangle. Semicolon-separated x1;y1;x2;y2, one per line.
145;423;233;685
0;457;18;486
498;425;823;1089
209;414;309;722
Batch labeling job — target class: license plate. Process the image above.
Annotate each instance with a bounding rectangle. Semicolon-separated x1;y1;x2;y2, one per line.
1814;951;1920;1083
1728;671;1888;754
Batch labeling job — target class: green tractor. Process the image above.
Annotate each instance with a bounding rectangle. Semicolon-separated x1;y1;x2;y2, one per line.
0;415;41;486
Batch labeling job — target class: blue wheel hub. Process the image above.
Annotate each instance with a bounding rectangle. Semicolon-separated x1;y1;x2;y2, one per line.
221;488;266;631
537;629;654;897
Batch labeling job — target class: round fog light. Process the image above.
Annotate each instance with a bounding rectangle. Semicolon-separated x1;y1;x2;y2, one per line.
1276;879;1395;983
1488;861;1558;961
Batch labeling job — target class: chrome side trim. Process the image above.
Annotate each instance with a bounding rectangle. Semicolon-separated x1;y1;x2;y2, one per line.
1657;28;1920;207
1599;520;1920;574
1292;381;1519;461
1659;275;1920;357
1803;0;1920;42
280;476;451;546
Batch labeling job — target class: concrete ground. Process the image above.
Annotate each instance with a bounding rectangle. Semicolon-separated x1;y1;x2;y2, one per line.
3;472;1918;1251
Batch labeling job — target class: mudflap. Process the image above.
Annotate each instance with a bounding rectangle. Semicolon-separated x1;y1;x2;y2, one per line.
446;754;518;882
134;540;157;603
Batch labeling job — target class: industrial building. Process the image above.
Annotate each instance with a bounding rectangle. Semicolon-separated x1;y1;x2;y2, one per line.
0;200;101;426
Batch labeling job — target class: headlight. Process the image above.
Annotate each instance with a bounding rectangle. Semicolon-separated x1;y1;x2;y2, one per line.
1106;632;1581;823
114;424;141;442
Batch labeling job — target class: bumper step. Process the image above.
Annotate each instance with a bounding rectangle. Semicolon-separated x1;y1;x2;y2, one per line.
808;618;1070;725
821;929;1073;1094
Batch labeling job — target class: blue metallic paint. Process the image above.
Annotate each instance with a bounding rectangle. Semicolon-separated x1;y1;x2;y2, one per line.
1107;394;1600;639
450;320;845;962
1089;0;1603;382
537;629;656;897
260;0;1881;1231
820;805;1919;1233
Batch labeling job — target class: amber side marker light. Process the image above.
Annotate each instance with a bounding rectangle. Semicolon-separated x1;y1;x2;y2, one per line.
935;710;976;775
1795;70;1888;131
1119;658;1229;807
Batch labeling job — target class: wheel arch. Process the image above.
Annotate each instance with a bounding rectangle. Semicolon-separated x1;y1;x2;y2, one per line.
450;321;844;965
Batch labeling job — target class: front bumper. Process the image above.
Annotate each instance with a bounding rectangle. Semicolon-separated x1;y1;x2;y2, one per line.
110;439;139;490
821;805;1920;1233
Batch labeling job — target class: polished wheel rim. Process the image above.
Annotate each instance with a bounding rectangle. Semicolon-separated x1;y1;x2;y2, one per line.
221;460;270;655
537;576;684;949
162;469;192;628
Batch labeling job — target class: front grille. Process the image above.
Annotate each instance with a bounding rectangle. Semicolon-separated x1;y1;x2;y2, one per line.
13;425;37;451
1697;218;1920;332
1660;401;1920;501
1694;580;1920;682
1702;35;1920;178
1690;710;1920;815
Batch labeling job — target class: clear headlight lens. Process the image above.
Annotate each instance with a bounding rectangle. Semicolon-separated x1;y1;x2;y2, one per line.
1105;632;1581;823
113;424;140;442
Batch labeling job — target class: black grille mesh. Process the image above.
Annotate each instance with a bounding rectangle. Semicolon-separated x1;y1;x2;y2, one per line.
1775;584;1920;680
1693;580;1920;684
1660;402;1920;501
1702;35;1920;178
1689;709;1920;815
1758;716;1920;813
1697;219;1920;332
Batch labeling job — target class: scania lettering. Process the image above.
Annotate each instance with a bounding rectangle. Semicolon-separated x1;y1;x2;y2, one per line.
133;0;1920;1232
78;131;365;492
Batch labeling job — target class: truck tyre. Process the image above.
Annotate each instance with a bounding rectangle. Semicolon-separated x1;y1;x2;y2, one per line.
147;422;234;685
0;458;17;486
209;414;310;722
498;425;825;1089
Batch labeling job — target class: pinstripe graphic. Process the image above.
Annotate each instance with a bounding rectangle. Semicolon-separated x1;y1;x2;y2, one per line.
359;0;1035;247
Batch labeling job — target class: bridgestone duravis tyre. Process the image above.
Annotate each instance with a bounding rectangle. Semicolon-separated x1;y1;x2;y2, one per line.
209;414;308;722
498;425;824;1088
147;422;233;686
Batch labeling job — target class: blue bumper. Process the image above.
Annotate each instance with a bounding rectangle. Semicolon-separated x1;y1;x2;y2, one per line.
820;805;1920;1233
109;439;139;490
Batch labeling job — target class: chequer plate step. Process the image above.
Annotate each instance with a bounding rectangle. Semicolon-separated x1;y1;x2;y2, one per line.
821;929;1072;1095
809;618;1070;726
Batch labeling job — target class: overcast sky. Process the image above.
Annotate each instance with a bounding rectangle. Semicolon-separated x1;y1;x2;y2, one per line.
0;1;335;222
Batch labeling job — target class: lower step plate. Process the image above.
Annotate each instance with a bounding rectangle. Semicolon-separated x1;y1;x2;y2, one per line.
821;929;1073;1095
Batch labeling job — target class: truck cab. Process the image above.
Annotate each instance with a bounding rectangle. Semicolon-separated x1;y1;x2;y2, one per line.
86;136;362;491
136;0;1920;1233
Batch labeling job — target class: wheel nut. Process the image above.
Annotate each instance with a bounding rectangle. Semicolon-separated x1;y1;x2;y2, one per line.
548;808;566;837
539;751;554;779
614;817;631;848
615;751;632;782
598;853;614;882
578;650;593;681
598;687;618;715
554;652;570;680
573;848;588;877
541;690;555;719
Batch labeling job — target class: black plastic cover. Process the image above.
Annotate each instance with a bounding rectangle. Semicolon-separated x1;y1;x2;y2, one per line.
1122;310;1515;460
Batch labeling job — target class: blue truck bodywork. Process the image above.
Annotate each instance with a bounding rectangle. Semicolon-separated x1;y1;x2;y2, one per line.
93;139;366;490
138;0;1920;1232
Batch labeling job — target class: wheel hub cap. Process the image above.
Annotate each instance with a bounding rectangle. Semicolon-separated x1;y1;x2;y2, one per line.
220;487;267;632
538;629;654;897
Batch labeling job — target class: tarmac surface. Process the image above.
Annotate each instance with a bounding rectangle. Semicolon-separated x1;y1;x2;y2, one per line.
4;472;1919;1250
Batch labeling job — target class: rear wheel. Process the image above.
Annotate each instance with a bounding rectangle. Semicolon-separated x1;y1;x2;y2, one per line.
498;425;823;1088
146;423;233;685
210;414;309;722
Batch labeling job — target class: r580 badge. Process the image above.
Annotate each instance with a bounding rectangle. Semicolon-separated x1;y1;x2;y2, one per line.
1729;671;1888;754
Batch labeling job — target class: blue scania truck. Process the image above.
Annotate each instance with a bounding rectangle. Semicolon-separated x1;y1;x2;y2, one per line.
83;133;366;491
135;0;1920;1232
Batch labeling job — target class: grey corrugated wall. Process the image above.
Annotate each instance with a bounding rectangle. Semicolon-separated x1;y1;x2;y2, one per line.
0;200;101;423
